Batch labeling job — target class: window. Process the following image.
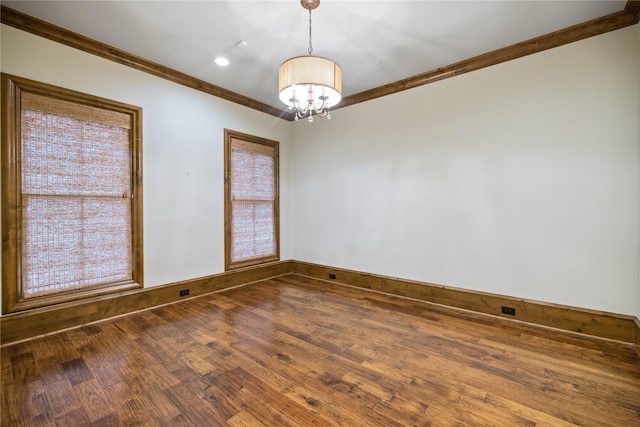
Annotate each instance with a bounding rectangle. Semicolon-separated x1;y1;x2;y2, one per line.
224;129;279;270
1;74;143;313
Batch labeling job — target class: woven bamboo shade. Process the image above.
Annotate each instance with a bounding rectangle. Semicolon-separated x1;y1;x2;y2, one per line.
20;91;132;298
229;138;276;262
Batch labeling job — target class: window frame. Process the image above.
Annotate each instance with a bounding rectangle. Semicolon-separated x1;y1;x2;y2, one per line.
224;129;279;271
1;73;143;313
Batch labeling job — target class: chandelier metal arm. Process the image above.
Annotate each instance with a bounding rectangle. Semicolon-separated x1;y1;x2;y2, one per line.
289;86;331;122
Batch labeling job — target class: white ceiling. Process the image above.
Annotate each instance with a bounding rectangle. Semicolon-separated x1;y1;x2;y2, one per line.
2;1;628;110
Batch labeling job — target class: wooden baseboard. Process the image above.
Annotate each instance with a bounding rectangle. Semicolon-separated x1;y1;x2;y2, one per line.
0;260;292;345
289;261;638;344
3;258;638;347
634;318;640;357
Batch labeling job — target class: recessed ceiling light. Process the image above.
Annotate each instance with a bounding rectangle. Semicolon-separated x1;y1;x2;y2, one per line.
215;56;230;67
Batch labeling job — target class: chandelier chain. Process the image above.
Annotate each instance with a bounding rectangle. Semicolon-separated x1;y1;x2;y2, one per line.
308;8;313;55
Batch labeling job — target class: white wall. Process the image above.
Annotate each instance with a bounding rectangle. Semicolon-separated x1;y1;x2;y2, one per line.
291;25;640;316
2;22;639;318
0;25;293;298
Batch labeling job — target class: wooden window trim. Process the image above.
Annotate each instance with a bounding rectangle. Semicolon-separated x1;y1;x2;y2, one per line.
1;73;143;313
224;129;279;271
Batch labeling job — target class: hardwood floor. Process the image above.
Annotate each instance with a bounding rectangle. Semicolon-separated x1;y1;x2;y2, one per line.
2;274;639;426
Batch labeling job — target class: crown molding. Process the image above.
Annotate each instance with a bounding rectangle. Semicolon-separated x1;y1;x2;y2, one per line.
0;6;291;120
626;0;640;20
338;2;640;110
2;3;638;121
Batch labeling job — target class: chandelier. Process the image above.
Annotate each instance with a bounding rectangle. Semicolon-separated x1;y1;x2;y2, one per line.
279;0;342;122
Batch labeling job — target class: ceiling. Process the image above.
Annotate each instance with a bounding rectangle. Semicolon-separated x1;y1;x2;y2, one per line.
1;1;629;112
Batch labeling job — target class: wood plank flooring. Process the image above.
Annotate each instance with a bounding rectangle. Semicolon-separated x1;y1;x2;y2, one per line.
2;274;639;426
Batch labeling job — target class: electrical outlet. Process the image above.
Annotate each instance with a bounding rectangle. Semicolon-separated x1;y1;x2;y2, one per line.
179;289;190;297
501;306;516;315
329;273;336;279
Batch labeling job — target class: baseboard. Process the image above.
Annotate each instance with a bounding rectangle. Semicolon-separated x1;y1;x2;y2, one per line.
3;259;638;347
0;260;292;345
634;318;640;357
289;260;638;344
